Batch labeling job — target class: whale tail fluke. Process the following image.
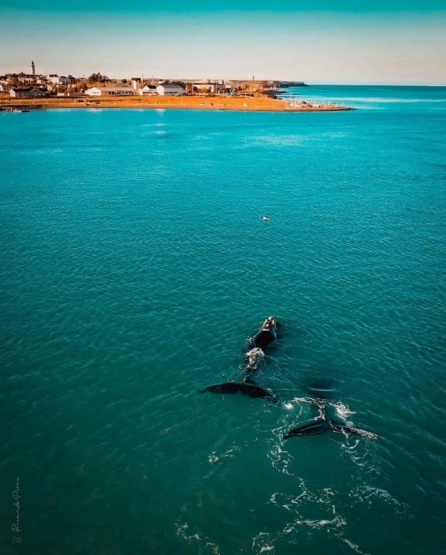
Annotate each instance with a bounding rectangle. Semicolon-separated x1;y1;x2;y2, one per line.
201;381;279;404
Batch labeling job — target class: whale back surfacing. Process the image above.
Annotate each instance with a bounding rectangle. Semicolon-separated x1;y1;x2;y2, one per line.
252;329;276;349
249;316;279;350
284;406;379;441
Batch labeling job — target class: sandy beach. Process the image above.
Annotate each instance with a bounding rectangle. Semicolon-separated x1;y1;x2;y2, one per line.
0;94;351;112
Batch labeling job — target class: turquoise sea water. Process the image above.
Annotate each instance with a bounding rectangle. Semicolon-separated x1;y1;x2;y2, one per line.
1;86;445;554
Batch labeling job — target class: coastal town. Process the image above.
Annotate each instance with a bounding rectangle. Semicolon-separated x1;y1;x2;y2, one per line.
0;62;350;112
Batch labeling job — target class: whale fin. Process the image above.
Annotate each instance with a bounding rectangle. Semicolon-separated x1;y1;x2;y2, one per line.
330;421;379;441
283;418;330;439
284;417;379;441
201;382;278;404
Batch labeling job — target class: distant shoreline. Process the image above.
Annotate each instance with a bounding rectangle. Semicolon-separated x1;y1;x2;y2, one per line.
0;95;352;113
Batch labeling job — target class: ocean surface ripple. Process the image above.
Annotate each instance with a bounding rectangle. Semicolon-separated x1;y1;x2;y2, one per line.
1;85;445;554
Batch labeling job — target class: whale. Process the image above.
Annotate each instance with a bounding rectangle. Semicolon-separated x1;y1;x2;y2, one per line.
251;316;279;350
201;381;279;404
284;404;378;440
244;316;280;372
200;317;281;404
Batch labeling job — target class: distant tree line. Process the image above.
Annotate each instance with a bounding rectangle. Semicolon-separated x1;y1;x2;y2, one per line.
87;72;110;84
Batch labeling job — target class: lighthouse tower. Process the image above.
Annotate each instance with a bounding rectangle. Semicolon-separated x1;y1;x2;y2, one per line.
32;61;35;76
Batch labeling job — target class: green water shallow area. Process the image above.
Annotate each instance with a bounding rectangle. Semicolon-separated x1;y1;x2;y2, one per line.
1;86;445;554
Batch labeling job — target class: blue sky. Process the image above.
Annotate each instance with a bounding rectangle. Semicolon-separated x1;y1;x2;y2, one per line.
1;1;445;84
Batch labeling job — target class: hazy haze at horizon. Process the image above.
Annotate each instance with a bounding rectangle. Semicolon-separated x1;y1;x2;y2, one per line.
0;1;445;85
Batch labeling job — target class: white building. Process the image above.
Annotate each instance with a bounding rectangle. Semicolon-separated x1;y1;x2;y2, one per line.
156;84;185;96
84;87;102;96
17;74;35;84
46;74;71;86
47;74;60;85
138;85;157;96
84;86;135;97
192;80;225;94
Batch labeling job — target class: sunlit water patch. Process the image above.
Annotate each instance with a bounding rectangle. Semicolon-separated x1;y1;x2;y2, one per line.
1;87;445;554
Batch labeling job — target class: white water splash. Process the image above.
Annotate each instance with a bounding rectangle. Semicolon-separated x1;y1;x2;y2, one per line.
252;531;275;554
340;537;370;555
176;520;221;554
208;448;235;464
333;401;355;420
350;486;411;515
267;442;295;476
268;484;374;555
